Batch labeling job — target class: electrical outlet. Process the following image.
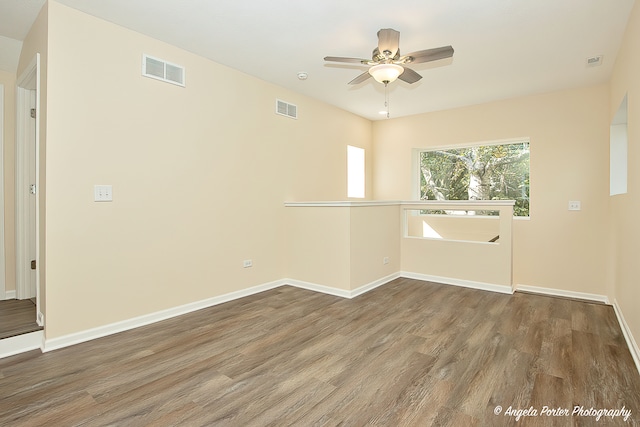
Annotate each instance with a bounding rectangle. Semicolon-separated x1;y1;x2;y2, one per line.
383;257;390;265
568;201;581;211
243;259;253;268
94;185;113;202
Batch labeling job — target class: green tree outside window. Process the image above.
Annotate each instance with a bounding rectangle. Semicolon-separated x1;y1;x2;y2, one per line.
419;141;530;216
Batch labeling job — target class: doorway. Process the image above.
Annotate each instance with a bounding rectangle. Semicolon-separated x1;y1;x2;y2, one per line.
15;54;41;327
0;84;5;300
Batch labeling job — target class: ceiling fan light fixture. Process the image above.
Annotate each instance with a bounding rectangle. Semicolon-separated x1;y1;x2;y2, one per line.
369;63;404;84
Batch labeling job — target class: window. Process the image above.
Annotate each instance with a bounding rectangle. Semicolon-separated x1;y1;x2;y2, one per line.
347;145;365;198
418;140;530;216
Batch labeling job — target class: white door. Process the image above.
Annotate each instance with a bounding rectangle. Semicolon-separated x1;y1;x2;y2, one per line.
26;90;37;299
16;56;39;303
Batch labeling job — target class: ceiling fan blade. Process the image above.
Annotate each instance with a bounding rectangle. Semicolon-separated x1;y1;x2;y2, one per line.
324;56;370;64
398;67;422;84
402;45;454;64
377;28;400;58
348;71;372;85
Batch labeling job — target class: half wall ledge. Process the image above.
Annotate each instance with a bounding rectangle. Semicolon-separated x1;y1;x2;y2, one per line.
284;200;515;291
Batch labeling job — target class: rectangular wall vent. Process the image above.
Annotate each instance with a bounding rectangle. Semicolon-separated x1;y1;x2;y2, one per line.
586;55;603;67
276;99;297;119
142;54;185;87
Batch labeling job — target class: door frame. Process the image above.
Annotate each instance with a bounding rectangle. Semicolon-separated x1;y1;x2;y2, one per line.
16;53;42;325
0;84;5;300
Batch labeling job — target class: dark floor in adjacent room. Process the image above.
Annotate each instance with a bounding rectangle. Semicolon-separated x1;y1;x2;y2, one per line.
0;299;41;340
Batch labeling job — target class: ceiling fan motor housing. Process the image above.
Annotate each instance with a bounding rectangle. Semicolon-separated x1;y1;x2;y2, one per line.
324;28;454;85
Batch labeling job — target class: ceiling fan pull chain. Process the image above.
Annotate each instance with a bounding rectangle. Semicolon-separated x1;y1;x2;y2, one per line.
385;83;390;119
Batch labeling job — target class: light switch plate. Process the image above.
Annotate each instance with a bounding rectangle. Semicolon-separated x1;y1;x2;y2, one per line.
94;185;113;202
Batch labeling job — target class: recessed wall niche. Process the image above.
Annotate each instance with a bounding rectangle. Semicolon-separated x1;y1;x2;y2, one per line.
610;94;628;196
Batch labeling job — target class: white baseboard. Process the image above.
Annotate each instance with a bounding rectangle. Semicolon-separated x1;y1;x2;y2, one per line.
612;299;640;375
285;272;401;299
350;272;402;298
42;275;404;353
515;284;609;304
0;331;44;359
284;279;352;298
1;289;16;300
32;273;618;359
43;279;286;353
400;271;513;295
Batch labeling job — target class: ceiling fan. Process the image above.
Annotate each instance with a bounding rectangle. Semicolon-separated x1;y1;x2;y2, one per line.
324;28;454;86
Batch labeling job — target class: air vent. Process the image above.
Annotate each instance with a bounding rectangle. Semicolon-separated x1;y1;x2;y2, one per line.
276;99;297;119
586;55;603;67
142;54;185;87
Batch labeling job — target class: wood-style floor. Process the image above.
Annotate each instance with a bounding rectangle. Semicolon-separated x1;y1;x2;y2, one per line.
0;299;41;340
1;278;639;426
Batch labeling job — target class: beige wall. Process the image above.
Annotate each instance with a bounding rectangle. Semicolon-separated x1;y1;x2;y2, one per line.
1;70;16;293
373;85;611;296
285;206;351;290
610;1;640;350
284;203;400;291
349;205;400;288
401;202;513;288
43;1;371;338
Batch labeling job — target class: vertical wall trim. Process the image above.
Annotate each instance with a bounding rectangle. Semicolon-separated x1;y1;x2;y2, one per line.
0;84;5;300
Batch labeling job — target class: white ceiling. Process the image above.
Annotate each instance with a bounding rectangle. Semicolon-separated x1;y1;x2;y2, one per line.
0;0;636;120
